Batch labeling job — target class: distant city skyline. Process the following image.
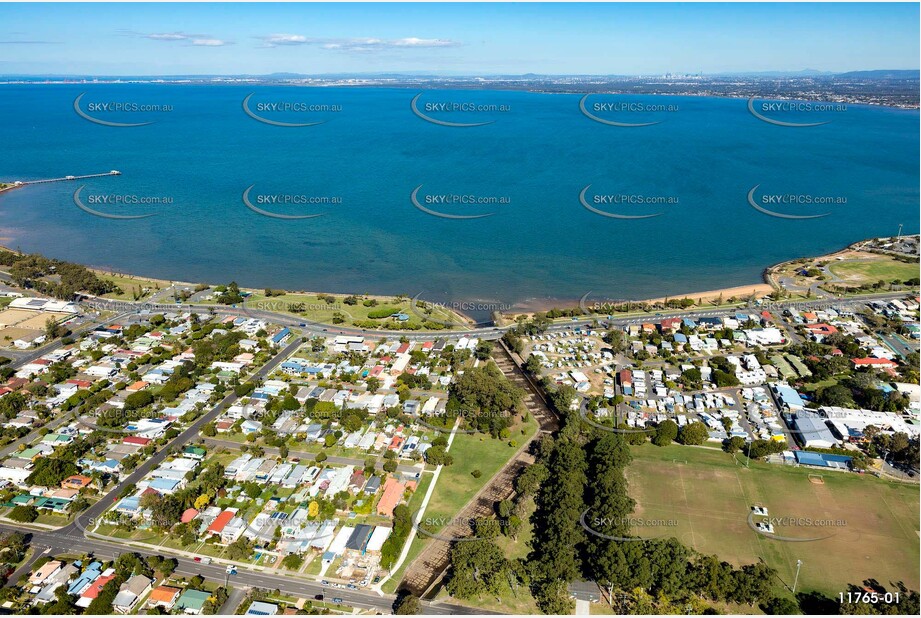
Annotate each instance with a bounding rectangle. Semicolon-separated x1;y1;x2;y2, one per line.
0;2;918;76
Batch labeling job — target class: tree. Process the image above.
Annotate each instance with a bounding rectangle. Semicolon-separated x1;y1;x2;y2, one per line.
602;329;626;352
281;554;303;570
394;592;420;614
652;420;678;446
529;438;587;589
677;421;709;445
26;458;80;487
474;340;494;360
424;445;454;466
8;505;38;523
762;596;801;614
446;539;508;599
226;537;253;561
124;390;154;411
723;436;746;454
515;462;548;498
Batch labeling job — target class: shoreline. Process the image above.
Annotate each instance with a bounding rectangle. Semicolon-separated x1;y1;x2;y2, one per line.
504;234;920;318
0;234;916;326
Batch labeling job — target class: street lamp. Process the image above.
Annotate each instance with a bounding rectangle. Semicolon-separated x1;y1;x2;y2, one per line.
791;559;803;595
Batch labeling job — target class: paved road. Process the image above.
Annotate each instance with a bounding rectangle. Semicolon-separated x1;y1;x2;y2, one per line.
81;291;914;345
3;543;52;588
5;310;130;369
67;336;304;533
0;523;489;615
0;333;491;613
0;411;73;459
217;586;248;614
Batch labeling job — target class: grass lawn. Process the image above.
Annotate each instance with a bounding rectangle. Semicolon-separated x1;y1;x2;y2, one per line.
625;444;920;599
382;410;539;594
797;377;838;393
494;496;534;562
433;577;540;614
244;292;466;331
96;272;167;300
828;256;919;285
423;420;536;535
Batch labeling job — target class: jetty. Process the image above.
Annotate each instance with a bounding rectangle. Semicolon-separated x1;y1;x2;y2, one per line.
8;170;121;186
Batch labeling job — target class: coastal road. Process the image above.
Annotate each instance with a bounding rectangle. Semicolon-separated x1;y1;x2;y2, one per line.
80;291;915;345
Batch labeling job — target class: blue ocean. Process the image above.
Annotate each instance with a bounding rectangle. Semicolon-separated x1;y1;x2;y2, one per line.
0;85;917;309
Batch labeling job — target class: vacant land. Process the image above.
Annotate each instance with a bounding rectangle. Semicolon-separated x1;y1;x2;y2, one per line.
626;445;920;599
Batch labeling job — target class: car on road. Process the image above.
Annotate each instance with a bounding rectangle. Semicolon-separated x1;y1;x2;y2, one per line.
333;598;343;604
314;594;324;601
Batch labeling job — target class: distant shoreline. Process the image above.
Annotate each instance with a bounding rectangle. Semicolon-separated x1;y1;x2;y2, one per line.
0;80;916;110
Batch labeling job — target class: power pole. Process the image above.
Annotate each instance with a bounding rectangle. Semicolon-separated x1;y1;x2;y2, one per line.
791;559;803;595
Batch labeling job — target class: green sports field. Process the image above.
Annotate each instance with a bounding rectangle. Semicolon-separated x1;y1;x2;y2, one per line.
827;256;919;285
625;445;919;599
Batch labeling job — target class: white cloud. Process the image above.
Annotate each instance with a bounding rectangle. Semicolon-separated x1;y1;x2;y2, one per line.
391;37;457;48
139;31;231;46
145;33;190;41
258;34;311;47
191;38;229;47
257;34;460;51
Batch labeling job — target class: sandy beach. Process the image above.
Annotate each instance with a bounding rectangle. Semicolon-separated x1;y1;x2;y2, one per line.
642;283;775;305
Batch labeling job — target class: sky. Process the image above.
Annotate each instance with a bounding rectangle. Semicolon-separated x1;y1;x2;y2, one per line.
0;2;918;76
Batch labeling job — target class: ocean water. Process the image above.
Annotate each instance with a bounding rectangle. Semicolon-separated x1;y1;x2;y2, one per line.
0;84;917;310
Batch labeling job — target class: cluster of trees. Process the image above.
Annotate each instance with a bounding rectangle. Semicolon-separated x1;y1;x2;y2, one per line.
447;364;523;437
0;250;119;299
708;356;742;388
422;436;453;466
380;504;412;569
351;318;450;331
214;281;245;305
442;463;541;602
25;457;80;487
524;412;778;614
864;427;919;467
446;528;528;602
